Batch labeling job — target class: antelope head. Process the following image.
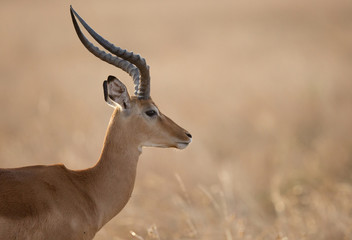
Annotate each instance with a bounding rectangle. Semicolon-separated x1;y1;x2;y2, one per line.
70;6;192;150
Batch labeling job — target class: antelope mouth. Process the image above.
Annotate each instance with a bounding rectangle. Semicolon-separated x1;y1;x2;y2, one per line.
176;142;190;149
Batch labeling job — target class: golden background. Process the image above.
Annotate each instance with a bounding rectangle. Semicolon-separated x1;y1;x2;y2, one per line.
1;0;352;239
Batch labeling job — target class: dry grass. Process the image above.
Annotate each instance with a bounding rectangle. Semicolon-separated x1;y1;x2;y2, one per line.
1;0;352;239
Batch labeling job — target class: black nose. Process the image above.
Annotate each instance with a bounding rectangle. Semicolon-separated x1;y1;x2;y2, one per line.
185;132;192;138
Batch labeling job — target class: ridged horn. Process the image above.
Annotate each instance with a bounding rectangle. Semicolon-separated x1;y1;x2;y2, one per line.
70;6;150;99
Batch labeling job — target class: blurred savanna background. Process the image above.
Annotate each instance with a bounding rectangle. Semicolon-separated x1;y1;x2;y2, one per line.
1;0;352;239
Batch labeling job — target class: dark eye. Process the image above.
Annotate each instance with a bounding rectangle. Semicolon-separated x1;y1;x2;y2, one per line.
145;110;157;117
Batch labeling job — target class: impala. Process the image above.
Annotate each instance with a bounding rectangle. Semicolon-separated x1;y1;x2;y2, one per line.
0;6;192;240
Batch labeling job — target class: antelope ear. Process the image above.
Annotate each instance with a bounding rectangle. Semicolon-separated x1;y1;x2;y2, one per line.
103;75;131;109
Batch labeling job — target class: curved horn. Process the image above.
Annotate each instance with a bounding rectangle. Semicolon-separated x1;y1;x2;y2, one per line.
70;6;150;99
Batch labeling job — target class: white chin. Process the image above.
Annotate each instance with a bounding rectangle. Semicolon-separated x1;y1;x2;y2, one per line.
176;143;189;149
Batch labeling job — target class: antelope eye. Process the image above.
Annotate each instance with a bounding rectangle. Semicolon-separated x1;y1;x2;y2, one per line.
145;110;157;117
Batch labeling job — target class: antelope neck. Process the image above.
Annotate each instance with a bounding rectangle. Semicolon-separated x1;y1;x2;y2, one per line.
87;110;141;229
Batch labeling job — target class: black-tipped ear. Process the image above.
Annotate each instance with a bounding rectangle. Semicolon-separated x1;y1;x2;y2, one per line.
107;75;116;83
103;76;131;109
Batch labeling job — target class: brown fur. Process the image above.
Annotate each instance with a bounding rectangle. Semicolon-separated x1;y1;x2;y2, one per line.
0;98;191;239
